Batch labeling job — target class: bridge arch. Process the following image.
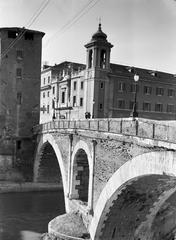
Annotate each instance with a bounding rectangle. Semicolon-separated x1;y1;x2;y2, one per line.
33;134;68;208
69;140;93;210
90;150;176;240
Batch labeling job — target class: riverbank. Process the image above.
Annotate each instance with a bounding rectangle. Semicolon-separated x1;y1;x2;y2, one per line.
0;181;62;193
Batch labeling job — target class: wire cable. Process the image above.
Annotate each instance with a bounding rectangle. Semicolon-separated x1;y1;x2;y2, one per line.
0;0;50;61
44;0;99;47
26;0;50;27
44;0;101;49
0;27;26;60
25;0;49;27
1;0;50;59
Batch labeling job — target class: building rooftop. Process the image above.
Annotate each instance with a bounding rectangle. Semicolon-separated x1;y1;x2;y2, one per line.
110;63;175;80
0;27;45;37
42;61;86;73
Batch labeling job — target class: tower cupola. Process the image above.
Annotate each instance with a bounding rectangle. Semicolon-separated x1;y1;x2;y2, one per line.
91;23;107;41
85;24;113;70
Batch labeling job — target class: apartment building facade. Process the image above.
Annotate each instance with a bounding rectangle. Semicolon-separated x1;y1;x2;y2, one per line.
40;62;86;123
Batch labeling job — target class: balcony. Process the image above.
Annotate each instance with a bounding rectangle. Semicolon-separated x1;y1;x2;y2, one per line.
41;84;51;91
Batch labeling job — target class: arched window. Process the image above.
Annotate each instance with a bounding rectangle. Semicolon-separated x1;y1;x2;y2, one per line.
88;49;93;68
100;49;106;69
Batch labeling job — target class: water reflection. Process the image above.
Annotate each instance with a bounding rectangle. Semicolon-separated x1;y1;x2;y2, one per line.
20;231;41;240
0;191;65;240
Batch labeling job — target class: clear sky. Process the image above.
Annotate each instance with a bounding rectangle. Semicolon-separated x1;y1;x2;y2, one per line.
0;0;176;73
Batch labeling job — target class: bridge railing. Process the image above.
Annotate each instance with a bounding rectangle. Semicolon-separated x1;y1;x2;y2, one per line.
33;118;176;144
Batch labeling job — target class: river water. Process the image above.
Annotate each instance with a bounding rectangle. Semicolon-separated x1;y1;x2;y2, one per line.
0;190;65;240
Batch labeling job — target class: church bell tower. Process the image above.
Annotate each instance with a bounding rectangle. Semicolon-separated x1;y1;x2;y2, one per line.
84;24;113;118
85;23;113;70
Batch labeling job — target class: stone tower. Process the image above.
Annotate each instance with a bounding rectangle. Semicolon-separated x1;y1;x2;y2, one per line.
84;24;113;118
0;27;44;179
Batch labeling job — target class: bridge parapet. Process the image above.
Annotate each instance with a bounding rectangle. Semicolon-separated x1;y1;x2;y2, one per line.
33;118;176;144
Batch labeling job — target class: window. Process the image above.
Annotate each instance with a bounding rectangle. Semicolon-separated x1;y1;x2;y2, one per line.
61;91;65;104
129;101;138;110
43;92;45;98
52;99;55;109
24;32;34;40
47;105;49;113
129;101;134;110
167;104;174;113
53;86;55;94
144;86;152;95
99;103;103;110
74;81;77;91
118;82;126;92
81;81;84;90
88;49;93;68
42;105;45;113
16;140;22;150
143;102;151;111
168;89;175;97
43;78;45;85
16;68;22;77
118;100;125;109
48;76;50;83
8;30;18;38
73;96;76;106
130;84;139;93
100;49;106;69
80;97;83;106
156;87;164;96
47;91;49;97
100;82;104;89
150;71;157;77
16;50;23;60
155;103;163;112
17;92;22;105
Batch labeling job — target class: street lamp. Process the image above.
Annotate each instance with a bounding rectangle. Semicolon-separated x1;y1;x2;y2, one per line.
52;98;56;120
130;73;139;119
92;99;95;119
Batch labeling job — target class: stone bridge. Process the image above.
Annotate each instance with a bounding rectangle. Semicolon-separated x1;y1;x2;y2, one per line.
33;118;176;240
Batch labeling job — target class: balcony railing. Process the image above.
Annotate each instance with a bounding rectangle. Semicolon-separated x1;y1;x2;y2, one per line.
40;84;51;91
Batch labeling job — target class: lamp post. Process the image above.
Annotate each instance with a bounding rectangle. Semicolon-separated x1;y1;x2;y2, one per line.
92;99;95;119
52;98;56;120
130;73;139;119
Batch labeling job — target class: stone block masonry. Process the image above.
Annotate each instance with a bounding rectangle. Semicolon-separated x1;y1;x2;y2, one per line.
33;118;176;240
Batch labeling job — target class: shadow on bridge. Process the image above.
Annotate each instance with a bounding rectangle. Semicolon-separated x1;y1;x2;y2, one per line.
71;148;89;203
96;174;176;240
34;141;62;184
